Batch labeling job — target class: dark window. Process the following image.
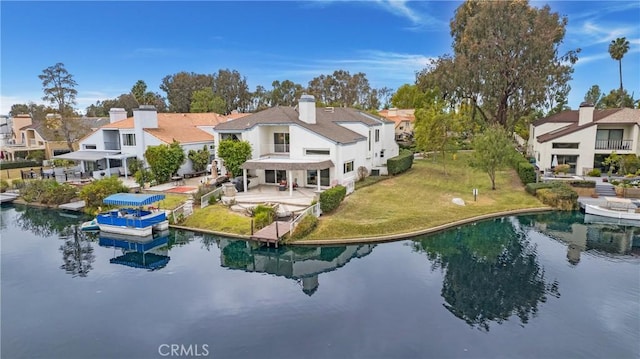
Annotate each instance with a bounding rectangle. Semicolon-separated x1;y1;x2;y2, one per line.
122;134;136;146
221;133;241;141
343;160;354;173
274;133;290;153
305;149;330;156
552;143;579;149
307;169;330;186
375;129;380;142
265;169;287;184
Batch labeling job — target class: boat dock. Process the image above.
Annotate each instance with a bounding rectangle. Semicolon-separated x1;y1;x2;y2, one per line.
250;221;291;247
59;200;86;211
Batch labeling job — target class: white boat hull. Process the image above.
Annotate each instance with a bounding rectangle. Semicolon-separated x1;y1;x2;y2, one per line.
584;204;640;221
99;221;168;237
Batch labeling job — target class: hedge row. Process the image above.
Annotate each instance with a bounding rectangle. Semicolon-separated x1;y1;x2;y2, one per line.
320;185;346;213
568;180;596;188
387;149;414;175
511;151;537;185
0;160;40;170
525;181;578;210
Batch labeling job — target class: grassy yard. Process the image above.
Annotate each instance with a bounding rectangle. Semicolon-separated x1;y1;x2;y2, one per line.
303;153;544;240
182;203;252;235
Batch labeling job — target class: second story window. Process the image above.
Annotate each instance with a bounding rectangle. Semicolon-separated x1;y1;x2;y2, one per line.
375;129;380;142
274;133;289;153
122;134;136;146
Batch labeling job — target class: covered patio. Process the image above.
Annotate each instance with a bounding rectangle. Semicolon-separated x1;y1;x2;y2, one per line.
239;158;334;197
53;151;138;179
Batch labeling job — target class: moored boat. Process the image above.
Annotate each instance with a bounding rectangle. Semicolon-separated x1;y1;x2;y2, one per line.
80;219;99;231
96;193;168;237
584;204;640;221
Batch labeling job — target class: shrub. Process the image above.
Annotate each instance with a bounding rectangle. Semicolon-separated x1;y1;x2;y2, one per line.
554;164;570;174
319;185;346;213
79;176;129;211
525;182;555;195
387;149;414;175
252;204;275;230
19;179;78;205
11;178;25;189
568;180;596;188
536;185;578;210
587;168;601;177
290;214;318;240
516;161;537;185
0;179;8;192
0;160;40;170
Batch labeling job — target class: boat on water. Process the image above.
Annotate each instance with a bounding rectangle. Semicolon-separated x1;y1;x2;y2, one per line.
584;196;640;222
80;219;99;231
96;193;169;237
0;193;19;204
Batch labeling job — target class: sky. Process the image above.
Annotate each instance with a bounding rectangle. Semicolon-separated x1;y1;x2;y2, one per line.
1;0;639;116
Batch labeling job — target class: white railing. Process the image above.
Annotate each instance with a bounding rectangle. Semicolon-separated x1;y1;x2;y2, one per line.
343;178;355;195
171;200;194;223
290;202;322;234
200;187;224;209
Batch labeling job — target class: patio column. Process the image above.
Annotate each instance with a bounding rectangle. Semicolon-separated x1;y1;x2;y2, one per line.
317;168;321;192
106;158;111;177
243;168;248;193
123;157;129;179
289;170;293;196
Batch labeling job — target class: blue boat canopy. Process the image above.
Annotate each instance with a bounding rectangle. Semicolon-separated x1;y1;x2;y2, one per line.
103;193;166;206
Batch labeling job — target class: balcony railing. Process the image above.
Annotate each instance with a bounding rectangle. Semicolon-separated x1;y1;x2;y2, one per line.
104;141;121;150
259;143;290;156
595;139;633;150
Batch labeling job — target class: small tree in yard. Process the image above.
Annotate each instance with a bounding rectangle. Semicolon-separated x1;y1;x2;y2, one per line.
471;125;514;190
144;140;186;183
188;145;210;172
217;139;252;177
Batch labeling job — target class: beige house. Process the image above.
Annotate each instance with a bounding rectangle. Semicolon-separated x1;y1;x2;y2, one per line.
528;103;640;175
1;114;109;161
378;108;415;141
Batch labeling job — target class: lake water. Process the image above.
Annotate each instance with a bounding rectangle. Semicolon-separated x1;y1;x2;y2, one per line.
1;205;639;358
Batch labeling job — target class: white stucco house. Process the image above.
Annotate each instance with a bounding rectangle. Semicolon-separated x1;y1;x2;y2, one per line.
55;106;243;179
212;95;399;195
528;102;640;175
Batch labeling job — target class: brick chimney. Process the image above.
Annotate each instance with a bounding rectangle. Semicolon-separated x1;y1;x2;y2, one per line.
298;95;316;124
578;102;594;126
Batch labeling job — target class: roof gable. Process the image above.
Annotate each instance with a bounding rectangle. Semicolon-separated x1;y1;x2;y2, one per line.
535;108;639;143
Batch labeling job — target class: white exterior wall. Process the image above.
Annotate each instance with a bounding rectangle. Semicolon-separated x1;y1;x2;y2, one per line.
380;122;399;163
335;142;366;184
534;127;597;174
80;131;106;150
289;126;335;159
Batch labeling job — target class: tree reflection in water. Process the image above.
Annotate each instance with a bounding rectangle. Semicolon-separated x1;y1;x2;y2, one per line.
60;226;96;277
413;217;559;331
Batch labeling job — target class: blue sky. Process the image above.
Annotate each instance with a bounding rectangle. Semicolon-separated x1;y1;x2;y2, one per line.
1;1;639;116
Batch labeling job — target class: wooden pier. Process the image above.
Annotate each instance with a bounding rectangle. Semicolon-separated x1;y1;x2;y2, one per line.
250;221;290;247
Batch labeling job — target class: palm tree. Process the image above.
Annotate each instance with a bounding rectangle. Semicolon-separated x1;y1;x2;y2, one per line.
608;37;630;95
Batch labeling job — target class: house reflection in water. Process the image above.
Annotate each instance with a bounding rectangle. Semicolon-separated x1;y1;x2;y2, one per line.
218;239;375;295
98;230;171;270
531;213;639;265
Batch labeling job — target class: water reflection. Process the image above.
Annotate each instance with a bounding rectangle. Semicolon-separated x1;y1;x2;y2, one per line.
98;231;171;270
523;211;639;265
59;226;96;277
14;204;89;238
211;237;374;295
413;217;560;331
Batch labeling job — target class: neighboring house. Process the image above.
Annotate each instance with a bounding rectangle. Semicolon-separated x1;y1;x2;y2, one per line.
1;114;109;161
378;108;415;141
212;95;399;194
528;102;640;175
56;106;241;179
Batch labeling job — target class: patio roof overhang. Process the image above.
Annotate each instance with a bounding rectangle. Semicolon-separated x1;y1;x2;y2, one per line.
241;158;334;171
53;151;136;162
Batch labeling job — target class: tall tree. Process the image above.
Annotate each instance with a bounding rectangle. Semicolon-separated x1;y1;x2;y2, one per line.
38;63;81;151
270;80;304;106
251;85;271;112
377;86;394;109
471;124;514;190
599;88;635;109
583;85;603;108
212;69;251;114
608;37;630;98
419;1;579;130
307;70;378;110
160;72;214;113
391;84;428;109
217;139;252;178
190;88;226;113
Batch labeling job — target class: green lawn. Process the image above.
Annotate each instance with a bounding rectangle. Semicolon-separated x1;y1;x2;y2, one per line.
303;153;544;240
181;203;252;235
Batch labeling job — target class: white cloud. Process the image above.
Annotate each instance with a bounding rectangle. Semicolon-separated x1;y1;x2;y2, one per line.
0;95;47;116
373;0;448;30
